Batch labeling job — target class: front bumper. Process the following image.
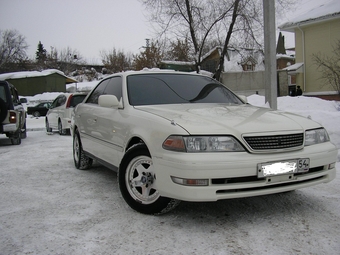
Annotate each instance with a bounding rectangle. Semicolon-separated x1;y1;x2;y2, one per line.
152;142;337;201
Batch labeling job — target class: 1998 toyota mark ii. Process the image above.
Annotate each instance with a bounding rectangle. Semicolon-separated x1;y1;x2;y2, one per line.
72;70;337;214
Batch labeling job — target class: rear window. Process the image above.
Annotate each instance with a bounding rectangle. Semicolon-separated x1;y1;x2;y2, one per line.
70;95;86;107
0;86;6;103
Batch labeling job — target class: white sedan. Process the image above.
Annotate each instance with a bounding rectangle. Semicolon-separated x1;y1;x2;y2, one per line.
72;70;337;214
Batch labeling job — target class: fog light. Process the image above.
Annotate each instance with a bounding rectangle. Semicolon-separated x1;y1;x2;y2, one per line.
328;162;336;169
171;176;208;186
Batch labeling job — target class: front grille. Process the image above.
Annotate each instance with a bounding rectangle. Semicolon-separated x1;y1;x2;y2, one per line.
243;133;304;150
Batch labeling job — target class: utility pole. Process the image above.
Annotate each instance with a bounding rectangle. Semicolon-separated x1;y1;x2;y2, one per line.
263;0;277;109
145;38;150;50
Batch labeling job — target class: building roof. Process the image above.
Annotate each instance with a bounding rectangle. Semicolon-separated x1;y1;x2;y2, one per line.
0;69;77;84
279;0;340;32
282;62;304;74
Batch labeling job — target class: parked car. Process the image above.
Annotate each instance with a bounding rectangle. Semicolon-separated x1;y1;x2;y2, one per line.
72;70;337;215
46;93;86;135
27;102;52;117
19;97;28;104
0;80;27;145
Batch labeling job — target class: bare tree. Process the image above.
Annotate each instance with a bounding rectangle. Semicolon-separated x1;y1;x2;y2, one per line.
0;29;29;72
313;40;340;95
46;46;85;75
140;0;296;79
141;0;235;73
100;48;133;73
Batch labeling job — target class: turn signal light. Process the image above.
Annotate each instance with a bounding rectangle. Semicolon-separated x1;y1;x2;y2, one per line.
171;176;208;186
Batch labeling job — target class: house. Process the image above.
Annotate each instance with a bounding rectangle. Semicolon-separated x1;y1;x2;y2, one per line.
0;69;77;96
159;60;195;72
279;0;340;99
200;46;265;73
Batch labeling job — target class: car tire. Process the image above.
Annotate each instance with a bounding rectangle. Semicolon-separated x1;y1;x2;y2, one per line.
118;143;180;215
73;129;93;170
45;118;52;132
33;111;40;117
10;128;21;145
58;120;67;135
0;98;7;123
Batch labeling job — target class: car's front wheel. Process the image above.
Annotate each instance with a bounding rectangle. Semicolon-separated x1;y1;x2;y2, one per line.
33;111;40;117
73;129;93;170
45;118;52;132
119;144;180;215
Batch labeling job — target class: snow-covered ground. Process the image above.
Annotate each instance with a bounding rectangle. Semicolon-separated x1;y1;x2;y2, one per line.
1;95;340;255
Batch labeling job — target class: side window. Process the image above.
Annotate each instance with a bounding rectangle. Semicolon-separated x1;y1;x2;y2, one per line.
51;97;59;108
104;76;122;101
58;95;66;107
10;87;19;105
86;79;111;104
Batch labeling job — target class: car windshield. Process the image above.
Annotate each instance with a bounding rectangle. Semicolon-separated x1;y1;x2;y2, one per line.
127;73;243;106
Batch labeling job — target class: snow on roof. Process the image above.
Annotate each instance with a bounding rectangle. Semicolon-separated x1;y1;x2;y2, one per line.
282;62;304;74
161;60;195;65
276;54;295;60
0;69;76;83
223;48;265;72
279;0;340;32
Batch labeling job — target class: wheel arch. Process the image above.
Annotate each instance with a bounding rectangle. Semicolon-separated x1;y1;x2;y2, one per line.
125;136;147;152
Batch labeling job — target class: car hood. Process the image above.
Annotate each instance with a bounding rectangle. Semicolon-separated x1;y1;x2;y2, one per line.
135;104;320;135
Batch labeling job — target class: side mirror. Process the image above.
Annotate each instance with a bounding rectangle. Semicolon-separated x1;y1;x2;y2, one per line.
99;95;120;108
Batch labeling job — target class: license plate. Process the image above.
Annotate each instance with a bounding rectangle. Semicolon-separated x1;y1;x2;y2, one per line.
258;158;310;177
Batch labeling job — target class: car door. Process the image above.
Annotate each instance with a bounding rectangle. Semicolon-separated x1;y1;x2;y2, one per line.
78;76;123;167
77;79;111;157
48;95;66;128
95;76;124;166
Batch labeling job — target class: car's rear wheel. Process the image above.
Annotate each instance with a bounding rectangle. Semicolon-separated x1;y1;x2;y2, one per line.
119;144;180;215
11;125;22;145
10;135;21;145
33;111;40;117
58;120;67;135
73;129;93;170
21;122;27;139
45;118;52;132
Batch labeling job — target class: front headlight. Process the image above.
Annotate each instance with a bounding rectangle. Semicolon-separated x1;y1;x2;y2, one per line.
305;128;330;146
163;135;245;152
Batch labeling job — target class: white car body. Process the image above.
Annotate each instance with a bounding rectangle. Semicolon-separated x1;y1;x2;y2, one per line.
72;70;337;214
46;93;86;135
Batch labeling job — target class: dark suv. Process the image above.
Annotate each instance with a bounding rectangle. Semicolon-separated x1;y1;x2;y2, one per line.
0;81;27;145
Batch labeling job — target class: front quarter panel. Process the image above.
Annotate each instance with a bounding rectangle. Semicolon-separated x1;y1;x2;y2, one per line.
115;106;189;163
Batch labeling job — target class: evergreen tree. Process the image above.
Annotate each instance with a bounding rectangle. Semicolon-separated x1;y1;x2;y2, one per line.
276;32;286;54
166;39;192;62
133;41;163;70
36;41;47;63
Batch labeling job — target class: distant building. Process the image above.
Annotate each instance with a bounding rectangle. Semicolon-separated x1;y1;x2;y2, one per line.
0;69;77;96
159;61;195;72
279;0;340;98
200;46;265;73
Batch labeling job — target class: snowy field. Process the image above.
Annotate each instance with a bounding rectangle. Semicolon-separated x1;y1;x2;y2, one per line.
1;95;340;255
